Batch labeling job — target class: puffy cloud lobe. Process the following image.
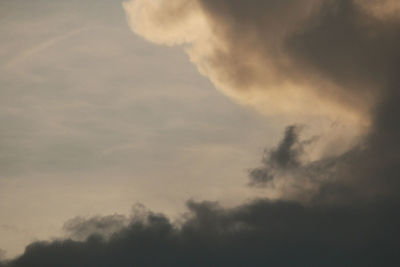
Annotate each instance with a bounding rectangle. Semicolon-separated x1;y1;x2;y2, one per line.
357;0;400;19
124;0;329;116
63;214;129;241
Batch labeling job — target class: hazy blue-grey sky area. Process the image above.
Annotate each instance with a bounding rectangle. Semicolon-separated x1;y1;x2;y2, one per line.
0;0;283;257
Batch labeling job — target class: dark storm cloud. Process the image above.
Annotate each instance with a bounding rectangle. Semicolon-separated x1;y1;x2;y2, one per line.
2;0;400;266
1;199;400;266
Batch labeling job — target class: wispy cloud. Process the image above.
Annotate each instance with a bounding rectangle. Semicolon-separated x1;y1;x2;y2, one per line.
5;27;88;69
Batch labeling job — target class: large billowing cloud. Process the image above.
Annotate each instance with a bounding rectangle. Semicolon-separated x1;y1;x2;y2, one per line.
123;0;399;121
123;0;400;200
2;0;400;266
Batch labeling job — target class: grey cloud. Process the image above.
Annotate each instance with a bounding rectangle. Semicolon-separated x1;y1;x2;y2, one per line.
249;125;307;186
267;125;305;169
249;100;400;202
207;0;395;105
199;0;400;105
248;94;400;203
286;0;400;101
0;250;5;261
2;198;400;266
63;214;128;241
248;167;274;185
248;125;333;199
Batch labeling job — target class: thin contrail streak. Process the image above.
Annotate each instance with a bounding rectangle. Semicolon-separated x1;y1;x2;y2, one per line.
6;27;89;69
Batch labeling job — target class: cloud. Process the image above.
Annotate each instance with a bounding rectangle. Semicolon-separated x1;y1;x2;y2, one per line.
1;198;400;266
249;92;400;203
356;0;400;19
249;125;309;184
0;250;5;261
124;0;400;199
123;0;398;124
248;125;328;199
63;214;128;241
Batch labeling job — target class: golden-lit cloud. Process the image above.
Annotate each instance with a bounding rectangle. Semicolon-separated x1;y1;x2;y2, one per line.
123;0;400;200
123;0;383;128
356;0;400;19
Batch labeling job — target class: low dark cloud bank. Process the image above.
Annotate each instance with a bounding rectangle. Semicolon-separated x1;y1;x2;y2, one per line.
2;0;400;266
1;198;399;266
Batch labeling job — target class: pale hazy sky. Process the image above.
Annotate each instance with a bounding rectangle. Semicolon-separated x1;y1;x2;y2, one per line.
0;0;287;258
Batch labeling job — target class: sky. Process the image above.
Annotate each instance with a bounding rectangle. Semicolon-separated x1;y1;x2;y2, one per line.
1;0;400;266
